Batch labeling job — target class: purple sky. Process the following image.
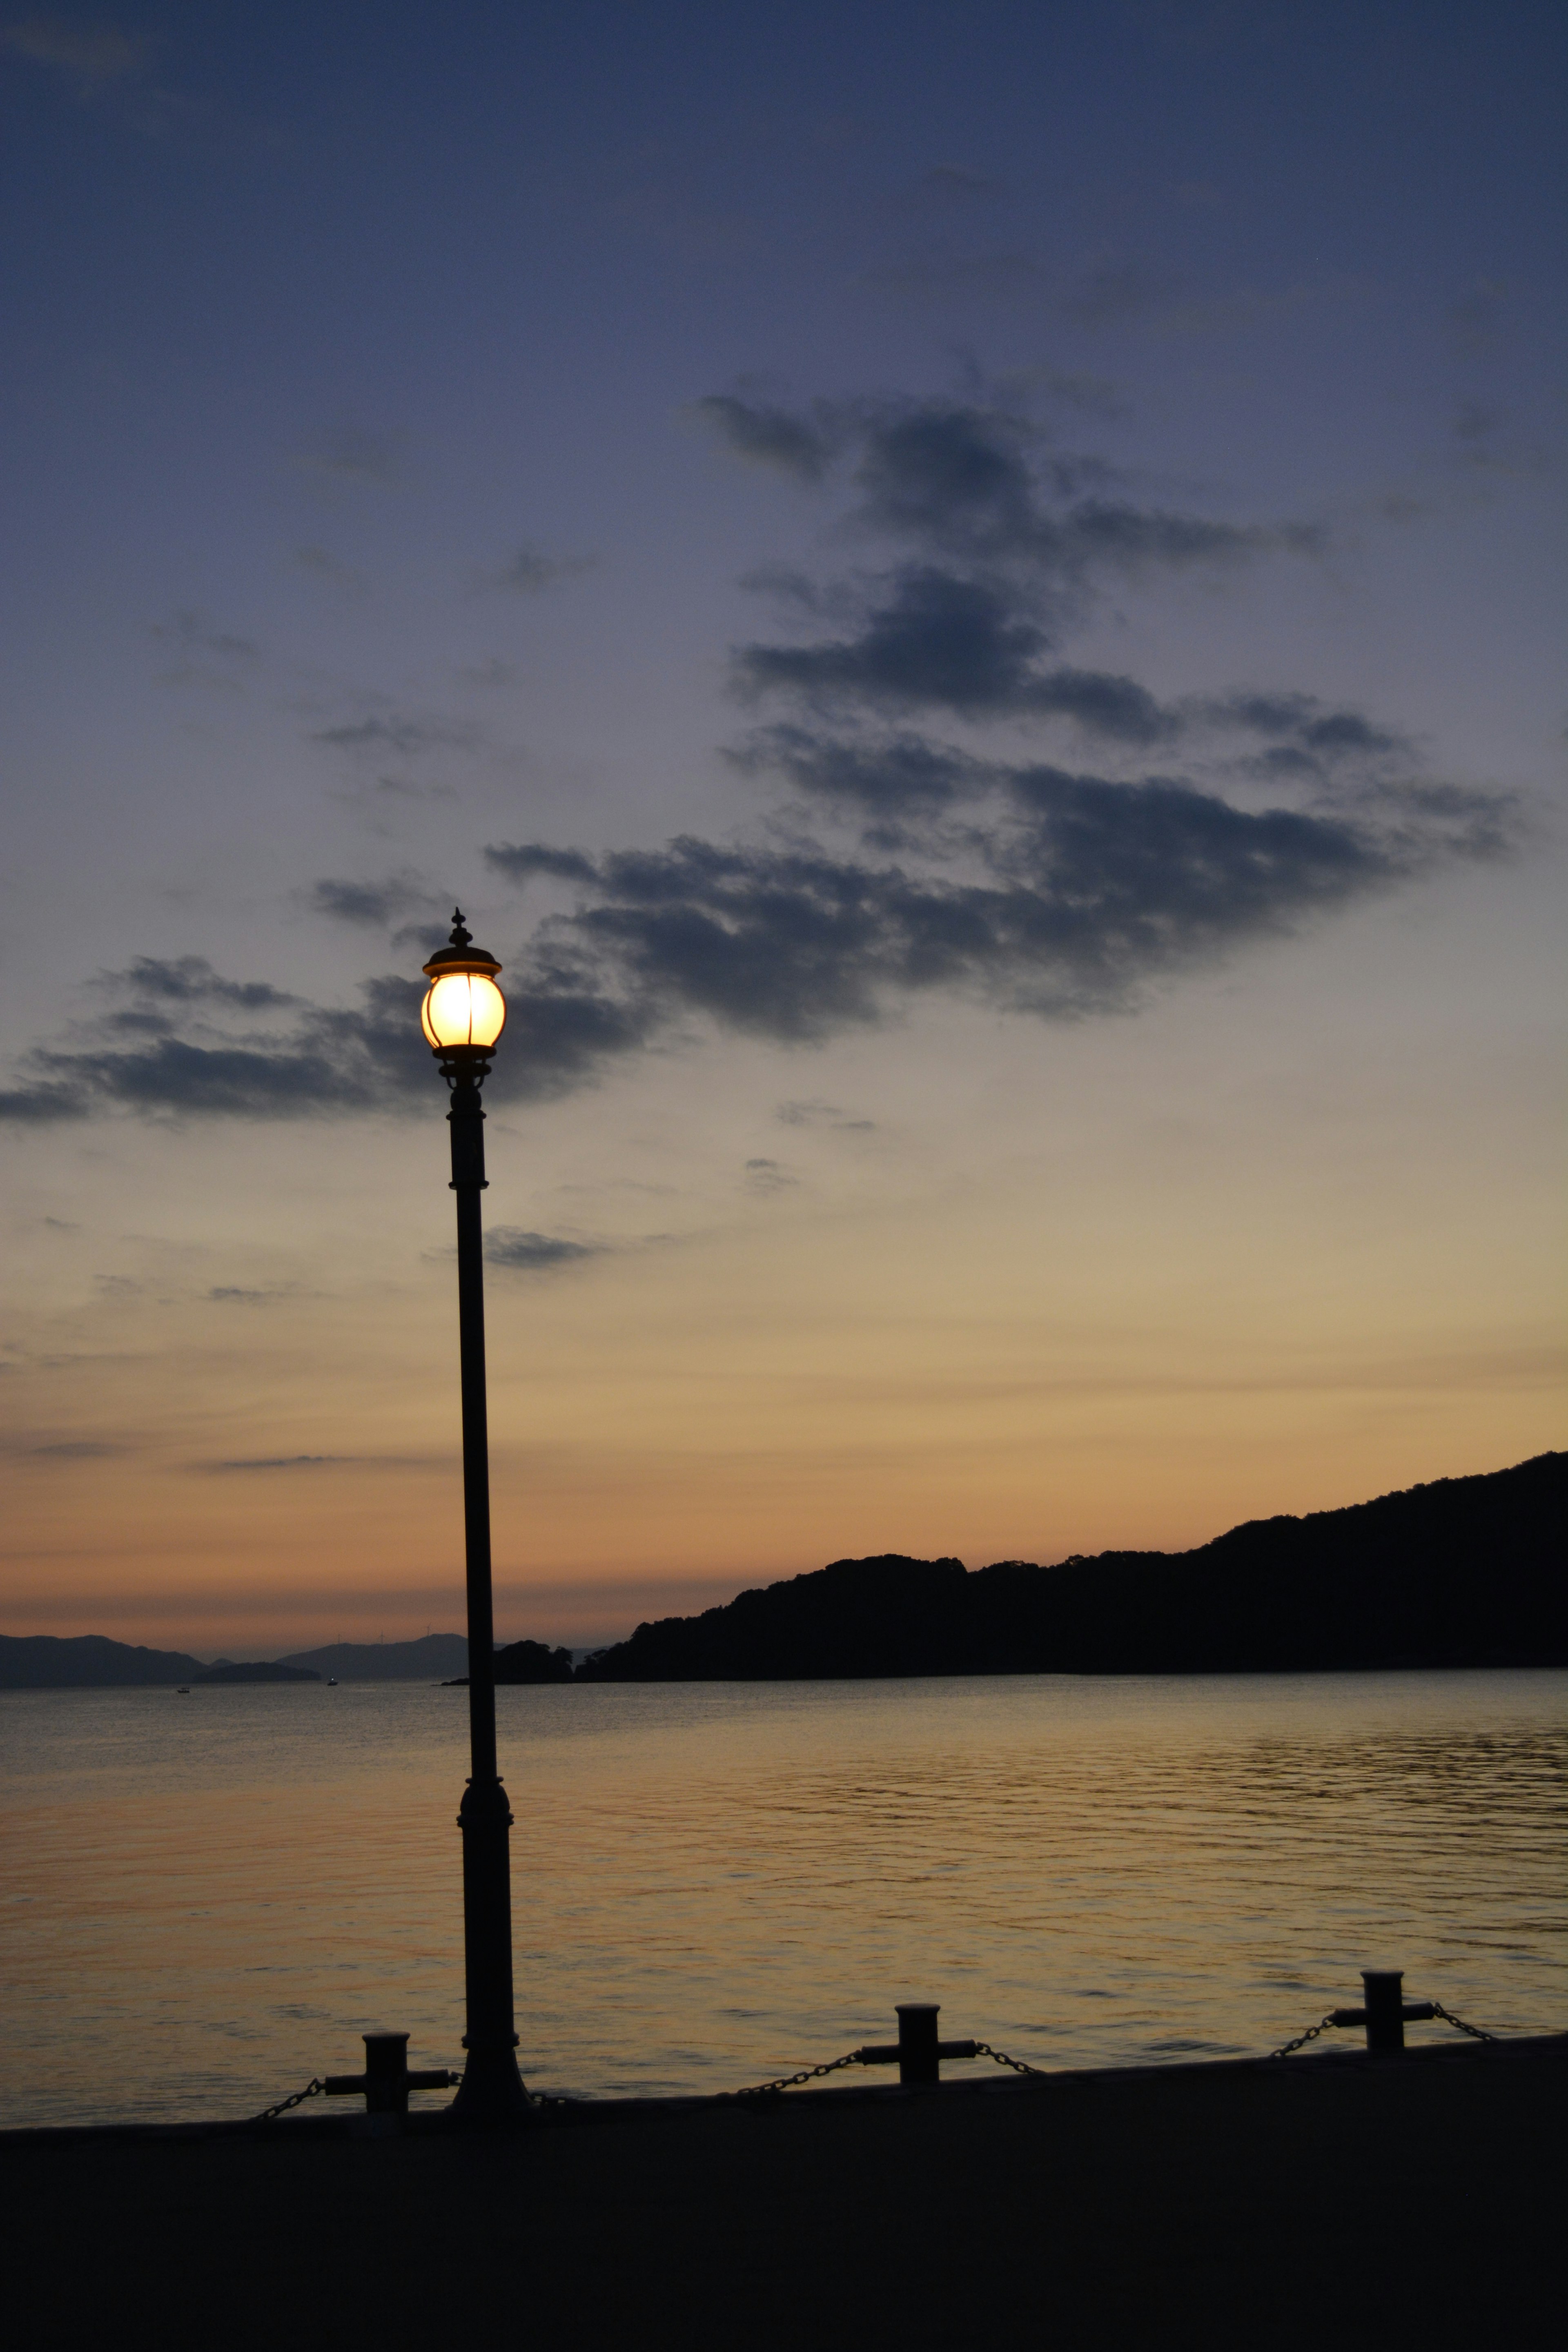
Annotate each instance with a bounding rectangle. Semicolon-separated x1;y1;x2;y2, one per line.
2;2;1562;1650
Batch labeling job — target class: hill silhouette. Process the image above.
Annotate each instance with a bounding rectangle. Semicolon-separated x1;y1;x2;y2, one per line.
0;1635;206;1689
493;1638;575;1684
577;1452;1566;1681
278;1635;468;1682
194;1661;321;1684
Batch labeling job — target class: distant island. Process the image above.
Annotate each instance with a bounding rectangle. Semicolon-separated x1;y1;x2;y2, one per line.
276;1635;469;1682
0;1635;210;1689
577;1453;1565;1681
0;1632;469;1690
4;1454;1561;1689
195;1661;320;1685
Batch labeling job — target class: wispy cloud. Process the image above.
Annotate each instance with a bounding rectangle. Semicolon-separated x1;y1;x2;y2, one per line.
292;425;401;486
301;872;442;929
203;1455;343;1472
294;545;369;595
0;379;1518;1128
742;1157;796;1195
2;18;145;82
310;712;482;758
485;1229;605;1272
476;541;596;595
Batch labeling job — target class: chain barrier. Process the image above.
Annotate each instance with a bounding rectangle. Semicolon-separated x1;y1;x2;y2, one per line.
1429;2002;1497;2044
253;1994;1502;2120
720;2051;864;2102
971;2041;1045;2077
1269;2000;1498;2060
250;2077;326;2124
1267;2014;1339;2061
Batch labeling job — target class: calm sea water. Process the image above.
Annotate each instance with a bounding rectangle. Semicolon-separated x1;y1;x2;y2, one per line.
2;1672;1564;2127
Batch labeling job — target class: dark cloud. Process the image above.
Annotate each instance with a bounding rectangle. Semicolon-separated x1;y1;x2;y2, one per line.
95;957;298;1012
776;1099;875;1131
721;398;1319;731
303;873;441;928
1202;694;1408;757
743;1157;796;1194
206;1456;340;1471
728;724;984;815
691;394;839;482
485;760;1485;1043
737;569;1050;714
715;393;1318;585
0;953;646;1123
485;1229;603;1271
484;844;602;888
310;713;481;757
0;377;1512;1127
736;581;1206;740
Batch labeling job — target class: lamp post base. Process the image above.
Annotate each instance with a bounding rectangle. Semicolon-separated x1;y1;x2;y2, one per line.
450;1773;533;2125
450;2044;533;2125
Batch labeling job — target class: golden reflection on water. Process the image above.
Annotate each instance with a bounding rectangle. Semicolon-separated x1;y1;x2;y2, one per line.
2;1673;1564;2125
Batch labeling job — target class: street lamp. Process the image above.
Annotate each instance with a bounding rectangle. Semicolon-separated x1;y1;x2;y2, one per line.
421;909;530;2122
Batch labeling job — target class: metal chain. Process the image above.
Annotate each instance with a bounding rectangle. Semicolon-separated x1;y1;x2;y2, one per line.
253;1996;1501;2121
1429;2001;1497;2043
1269;2000;1499;2059
971;2041;1045;2077
1268;2013;1338;2061
250;2077;326;2124
721;2051;864;2101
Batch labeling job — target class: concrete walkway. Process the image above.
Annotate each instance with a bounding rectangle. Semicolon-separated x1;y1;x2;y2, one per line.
8;2037;1562;2350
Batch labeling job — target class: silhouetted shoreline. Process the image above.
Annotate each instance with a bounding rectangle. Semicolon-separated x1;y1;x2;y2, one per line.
579;1453;1564;1681
4;1454;1560;1688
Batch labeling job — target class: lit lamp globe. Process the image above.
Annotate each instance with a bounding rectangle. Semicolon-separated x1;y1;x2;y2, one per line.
421;912;506;1062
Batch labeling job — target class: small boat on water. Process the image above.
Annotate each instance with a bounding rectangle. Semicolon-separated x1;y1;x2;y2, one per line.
176;1686;190;1695
327;1676;338;1686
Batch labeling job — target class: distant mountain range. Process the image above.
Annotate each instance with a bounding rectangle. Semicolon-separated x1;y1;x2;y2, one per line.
196;1661;320;1684
276;1635;469;1682
578;1453;1566;1681
4;1455;1562;1690
0;1632;467;1689
0;1635;210;1689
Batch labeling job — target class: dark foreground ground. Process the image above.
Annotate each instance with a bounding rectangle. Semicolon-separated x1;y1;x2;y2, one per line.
7;2037;1564;2351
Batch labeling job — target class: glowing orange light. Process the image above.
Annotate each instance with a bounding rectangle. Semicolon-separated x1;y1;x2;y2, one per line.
421;971;507;1052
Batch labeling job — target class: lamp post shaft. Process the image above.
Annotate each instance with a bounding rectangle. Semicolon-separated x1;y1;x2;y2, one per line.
446;1071;529;2123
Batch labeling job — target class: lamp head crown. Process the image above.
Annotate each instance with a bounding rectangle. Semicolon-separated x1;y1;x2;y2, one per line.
421;908;501;982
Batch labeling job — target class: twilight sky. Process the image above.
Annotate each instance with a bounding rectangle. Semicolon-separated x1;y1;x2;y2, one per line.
2;0;1563;1653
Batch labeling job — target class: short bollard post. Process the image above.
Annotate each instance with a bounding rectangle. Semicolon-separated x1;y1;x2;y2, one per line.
854;2004;979;2086
1361;1971;1406;2058
896;2003;941;2087
364;2032;413;2113
1325;1970;1439;2056
324;2031;458;2116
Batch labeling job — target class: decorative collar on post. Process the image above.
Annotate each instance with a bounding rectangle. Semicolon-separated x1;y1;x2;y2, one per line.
421;909;506;1086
